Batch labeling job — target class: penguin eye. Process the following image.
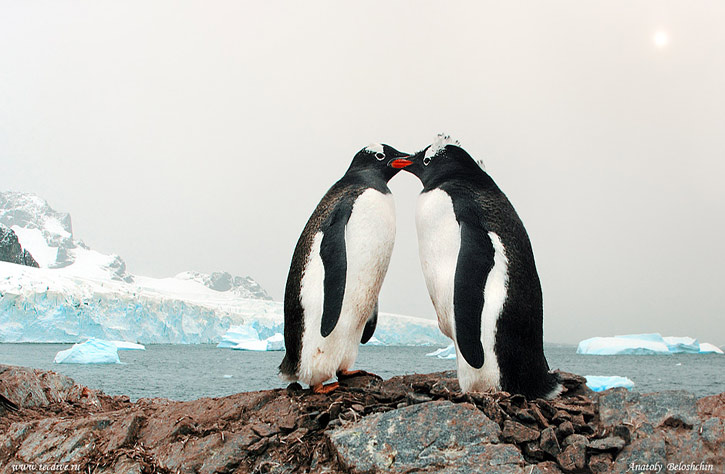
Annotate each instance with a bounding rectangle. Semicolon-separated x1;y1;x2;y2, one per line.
375;152;385;161
423;156;431;166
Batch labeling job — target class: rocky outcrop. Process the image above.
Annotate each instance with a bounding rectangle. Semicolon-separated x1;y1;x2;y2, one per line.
0;365;722;473
0;224;38;267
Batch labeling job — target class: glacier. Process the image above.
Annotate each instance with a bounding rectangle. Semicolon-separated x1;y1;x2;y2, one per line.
577;334;724;355
54;338;121;364
0;191;448;346
585;375;635;392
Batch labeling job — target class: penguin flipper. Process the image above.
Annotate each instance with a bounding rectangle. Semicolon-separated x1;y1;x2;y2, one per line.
319;200;354;337
361;300;378;344
454;220;495;369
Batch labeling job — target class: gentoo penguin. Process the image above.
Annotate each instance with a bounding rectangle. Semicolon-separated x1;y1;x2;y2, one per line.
279;144;411;393
392;135;561;399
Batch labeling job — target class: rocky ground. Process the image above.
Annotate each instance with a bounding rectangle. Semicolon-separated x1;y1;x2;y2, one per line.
0;364;723;474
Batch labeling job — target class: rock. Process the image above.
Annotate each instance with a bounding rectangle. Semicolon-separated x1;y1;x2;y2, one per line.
503;419;541;443
698;392;725;419
562;434;589;448
540;427;561;457
556;443;587;472
599;388;699;429
328;401;526;473
588;436;625;452
556;420;574;439
612;424;632;444
530;461;564;474
524;441;547;461
588;452;613;473
608;433;667;474
0;365;722;473
0;224;38;267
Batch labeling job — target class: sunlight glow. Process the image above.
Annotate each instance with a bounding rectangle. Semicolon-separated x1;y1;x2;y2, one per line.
653;30;669;48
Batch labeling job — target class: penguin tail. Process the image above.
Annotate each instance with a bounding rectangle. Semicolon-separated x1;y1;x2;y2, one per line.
543;371;564;400
278;356;299;382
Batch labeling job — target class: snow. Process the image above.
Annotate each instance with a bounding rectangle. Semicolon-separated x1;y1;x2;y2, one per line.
424;134;460;159
0;191;450;346
9;226;58;267
54;338;121;364
585;375;635;392
426;344;457;359
577;334;723;355
364;143;384;154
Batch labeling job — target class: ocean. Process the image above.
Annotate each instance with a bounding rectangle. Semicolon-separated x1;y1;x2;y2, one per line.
1;344;723;401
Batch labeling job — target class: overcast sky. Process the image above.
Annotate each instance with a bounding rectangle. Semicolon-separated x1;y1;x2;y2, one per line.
1;1;723;345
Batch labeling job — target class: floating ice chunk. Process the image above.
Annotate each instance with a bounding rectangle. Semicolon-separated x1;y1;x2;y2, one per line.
54;338;121;364
110;341;145;350
217;324;261;349
585;375;634;392
577;334;670;355
662;336;700;354
578;333;723;355
233;333;284;351
698;343;724;354
426;344;457;359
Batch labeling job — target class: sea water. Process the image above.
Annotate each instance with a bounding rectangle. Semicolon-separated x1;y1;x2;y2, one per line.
1;344;723;401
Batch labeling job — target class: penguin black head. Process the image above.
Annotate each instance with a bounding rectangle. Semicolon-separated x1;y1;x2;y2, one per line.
392;134;486;188
345;144;412;182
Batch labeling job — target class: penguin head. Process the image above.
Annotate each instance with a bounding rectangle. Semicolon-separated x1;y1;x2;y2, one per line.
392;134;486;187
346;144;412;182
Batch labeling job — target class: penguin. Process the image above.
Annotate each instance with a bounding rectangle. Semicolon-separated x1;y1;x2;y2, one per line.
391;135;561;399
279;144;412;393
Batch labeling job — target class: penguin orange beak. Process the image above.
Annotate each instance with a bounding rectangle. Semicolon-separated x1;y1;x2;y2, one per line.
390;158;413;169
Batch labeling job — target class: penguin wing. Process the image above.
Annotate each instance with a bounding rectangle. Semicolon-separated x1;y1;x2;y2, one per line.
360;300;378;344
454;217;495;369
319;199;354;337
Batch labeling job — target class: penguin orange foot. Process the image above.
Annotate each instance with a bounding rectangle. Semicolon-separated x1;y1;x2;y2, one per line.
312;382;339;394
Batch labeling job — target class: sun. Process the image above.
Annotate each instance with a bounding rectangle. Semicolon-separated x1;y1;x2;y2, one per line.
653;30;669;48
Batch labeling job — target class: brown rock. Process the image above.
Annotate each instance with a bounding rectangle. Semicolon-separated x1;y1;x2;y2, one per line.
540;426;561;457
524;440;547;461
588;452;613;473
589;436;625;452
556;420;574;439
503;419;541;443
697;392;725;419
562;433;589;448
530;461;564;474
556;443;587;472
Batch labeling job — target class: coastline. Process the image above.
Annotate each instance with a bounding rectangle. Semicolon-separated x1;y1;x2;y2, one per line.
0;364;723;473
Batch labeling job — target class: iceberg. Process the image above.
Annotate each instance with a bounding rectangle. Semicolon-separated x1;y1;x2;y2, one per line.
662;336;700;354
233;333;284;351
110;341;146;350
54;338;121;364
585;375;635;392
577;333;723;355
698;343;725;354
426;344;457;359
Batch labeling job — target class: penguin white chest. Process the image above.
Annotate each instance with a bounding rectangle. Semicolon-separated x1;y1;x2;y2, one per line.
297;188;395;386
415;189;460;339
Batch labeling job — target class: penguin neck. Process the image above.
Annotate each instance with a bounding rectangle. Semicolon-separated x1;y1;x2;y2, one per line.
340;168;392;194
421;169;496;193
